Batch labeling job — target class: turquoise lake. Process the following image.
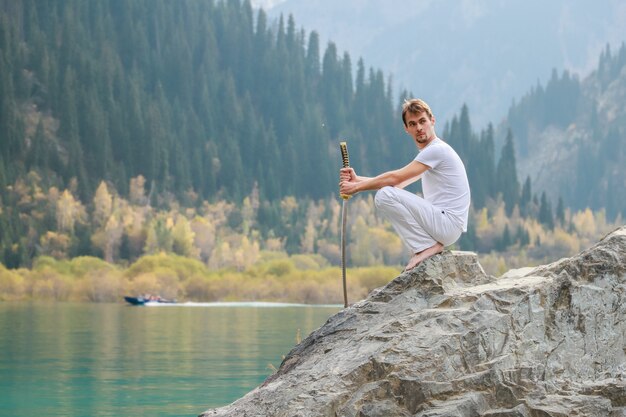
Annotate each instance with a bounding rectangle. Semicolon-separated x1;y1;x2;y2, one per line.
0;302;341;417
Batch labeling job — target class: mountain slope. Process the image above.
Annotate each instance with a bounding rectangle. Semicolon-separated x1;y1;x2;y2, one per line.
0;0;410;203
265;0;626;129
506;43;626;219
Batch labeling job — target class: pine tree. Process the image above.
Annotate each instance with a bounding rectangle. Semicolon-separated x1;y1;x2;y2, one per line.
457;104;471;159
470;123;495;208
538;191;554;230
498;225;511;250
496;129;520;215
520;176;532;217
305;31;321;81
515;225;529;246
0;156;6;198
556;196;565;226
26;120;47;171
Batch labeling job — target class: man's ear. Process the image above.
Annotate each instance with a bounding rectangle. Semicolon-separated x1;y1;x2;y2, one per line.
432;116;436;125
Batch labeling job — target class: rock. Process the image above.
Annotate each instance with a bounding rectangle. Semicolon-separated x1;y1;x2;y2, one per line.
199;227;626;417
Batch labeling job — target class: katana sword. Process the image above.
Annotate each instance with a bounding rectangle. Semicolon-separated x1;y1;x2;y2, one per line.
339;141;351;308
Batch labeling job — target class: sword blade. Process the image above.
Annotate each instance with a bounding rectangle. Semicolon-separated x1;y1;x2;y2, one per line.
341;198;348;308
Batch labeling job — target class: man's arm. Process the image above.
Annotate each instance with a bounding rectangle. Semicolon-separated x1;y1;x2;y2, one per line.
396;174;422;189
340;160;430;196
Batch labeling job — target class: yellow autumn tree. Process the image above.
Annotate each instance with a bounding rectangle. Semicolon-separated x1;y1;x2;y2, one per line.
232;236;260;271
103;215;124;263
39;231;71;259
129;175;149;206
191;216;216;263
572;208;596;238
241;196;255;236
172;215;198;258
56;189;86;234
300;219;316;254
349;216;380;266
144;216;174;254
93;181;113;227
208;240;233;270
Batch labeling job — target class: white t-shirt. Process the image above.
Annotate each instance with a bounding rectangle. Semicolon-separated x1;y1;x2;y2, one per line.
414;138;471;231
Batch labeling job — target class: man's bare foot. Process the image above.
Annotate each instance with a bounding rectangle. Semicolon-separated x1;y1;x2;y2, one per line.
404;242;444;271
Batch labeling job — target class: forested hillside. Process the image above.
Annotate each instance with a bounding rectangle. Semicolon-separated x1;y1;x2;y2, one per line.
266;0;626;130
504;42;626;220
0;0;621;276
0;0;420;204
0;0;498;266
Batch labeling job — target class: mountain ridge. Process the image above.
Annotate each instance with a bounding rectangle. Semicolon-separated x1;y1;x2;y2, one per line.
264;0;626;130
506;43;626;219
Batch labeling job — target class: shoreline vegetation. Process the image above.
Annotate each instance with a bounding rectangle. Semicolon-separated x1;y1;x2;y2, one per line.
0;252;399;304
1;176;622;303
1;214;621;304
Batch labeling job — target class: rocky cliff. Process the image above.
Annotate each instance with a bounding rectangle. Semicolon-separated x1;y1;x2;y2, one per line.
200;227;626;417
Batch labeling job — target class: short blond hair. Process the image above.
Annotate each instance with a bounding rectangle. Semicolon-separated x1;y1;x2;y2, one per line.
402;99;433;126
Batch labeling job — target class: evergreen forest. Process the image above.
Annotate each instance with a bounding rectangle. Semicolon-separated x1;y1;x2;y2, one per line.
505;43;626;220
0;0;623;302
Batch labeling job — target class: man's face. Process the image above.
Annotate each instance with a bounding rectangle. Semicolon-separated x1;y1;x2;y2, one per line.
404;111;436;149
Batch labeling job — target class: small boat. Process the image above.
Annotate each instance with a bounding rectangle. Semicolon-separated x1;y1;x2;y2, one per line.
123;295;177;305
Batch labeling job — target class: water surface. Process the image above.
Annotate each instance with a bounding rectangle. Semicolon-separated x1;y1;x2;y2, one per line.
0;302;340;417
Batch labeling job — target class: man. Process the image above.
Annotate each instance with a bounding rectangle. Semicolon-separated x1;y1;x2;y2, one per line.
339;98;470;271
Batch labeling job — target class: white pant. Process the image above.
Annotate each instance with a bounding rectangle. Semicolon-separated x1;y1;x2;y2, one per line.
374;186;462;254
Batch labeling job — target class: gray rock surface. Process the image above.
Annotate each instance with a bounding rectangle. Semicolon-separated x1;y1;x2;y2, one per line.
200;227;626;417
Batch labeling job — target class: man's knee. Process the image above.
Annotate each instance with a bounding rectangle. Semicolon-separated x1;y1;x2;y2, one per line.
374;186;396;209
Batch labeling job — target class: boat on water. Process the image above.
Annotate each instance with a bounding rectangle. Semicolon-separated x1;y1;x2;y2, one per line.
123;295;177;305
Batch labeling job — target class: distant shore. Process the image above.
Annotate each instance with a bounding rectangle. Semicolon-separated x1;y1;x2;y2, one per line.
0;252;399;304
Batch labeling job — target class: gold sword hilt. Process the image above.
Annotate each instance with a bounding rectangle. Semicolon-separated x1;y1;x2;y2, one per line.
339;141;351;200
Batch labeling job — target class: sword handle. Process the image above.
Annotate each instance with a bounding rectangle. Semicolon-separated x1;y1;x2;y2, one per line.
339;141;351;200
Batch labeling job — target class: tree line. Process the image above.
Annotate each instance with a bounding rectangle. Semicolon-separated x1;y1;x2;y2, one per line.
0;168;619;302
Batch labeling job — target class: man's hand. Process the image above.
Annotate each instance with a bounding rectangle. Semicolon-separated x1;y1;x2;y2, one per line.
339;167;359;196
340;167;356;182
